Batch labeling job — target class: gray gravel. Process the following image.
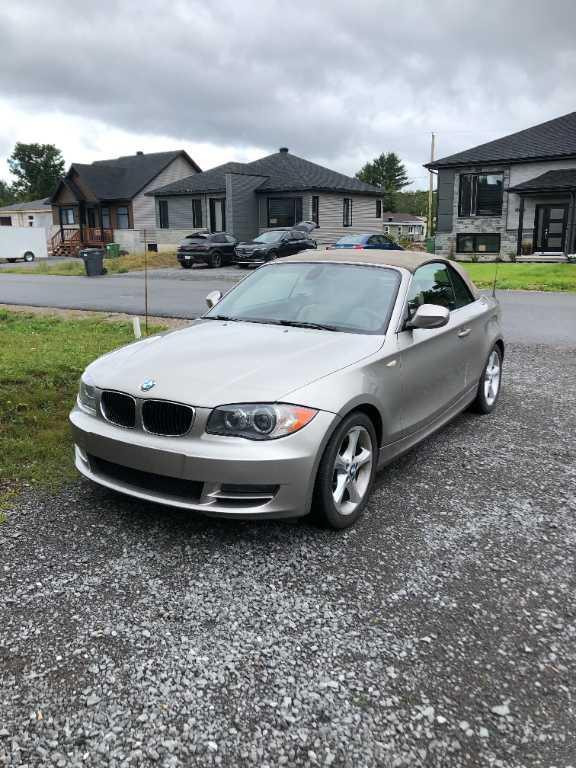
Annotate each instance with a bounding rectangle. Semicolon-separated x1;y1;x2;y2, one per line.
1;342;576;767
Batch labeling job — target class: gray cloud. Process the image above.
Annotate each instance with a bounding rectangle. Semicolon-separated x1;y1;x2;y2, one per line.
1;0;576;181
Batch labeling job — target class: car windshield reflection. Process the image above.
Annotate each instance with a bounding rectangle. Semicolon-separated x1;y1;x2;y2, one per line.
204;262;400;334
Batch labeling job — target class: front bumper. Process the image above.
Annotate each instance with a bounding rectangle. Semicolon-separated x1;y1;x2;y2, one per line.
234;251;267;266
70;405;337;519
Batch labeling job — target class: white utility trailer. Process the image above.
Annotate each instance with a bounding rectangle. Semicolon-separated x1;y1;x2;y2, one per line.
0;227;48;263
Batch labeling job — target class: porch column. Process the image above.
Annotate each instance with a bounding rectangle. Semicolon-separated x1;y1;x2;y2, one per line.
566;192;576;255
99;203;104;244
516;196;525;257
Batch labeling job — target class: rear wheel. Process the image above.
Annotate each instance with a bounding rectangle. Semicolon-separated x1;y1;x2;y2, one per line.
209;251;222;269
7;258;16;263
471;345;503;414
180;262;193;269
313;412;377;529
23;251;35;263
267;250;278;261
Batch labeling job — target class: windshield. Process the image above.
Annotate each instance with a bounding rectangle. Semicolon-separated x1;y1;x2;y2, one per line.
185;234;208;241
336;234;367;245
253;231;285;243
204;262;400;334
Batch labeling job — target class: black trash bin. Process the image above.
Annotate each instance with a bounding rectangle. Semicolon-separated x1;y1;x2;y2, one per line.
79;248;107;277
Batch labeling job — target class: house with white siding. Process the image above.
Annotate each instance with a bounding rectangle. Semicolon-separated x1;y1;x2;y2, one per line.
0;198;54;241
147;148;385;246
50;150;201;255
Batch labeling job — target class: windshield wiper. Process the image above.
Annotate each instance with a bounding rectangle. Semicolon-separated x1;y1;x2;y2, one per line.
278;320;340;332
204;314;238;321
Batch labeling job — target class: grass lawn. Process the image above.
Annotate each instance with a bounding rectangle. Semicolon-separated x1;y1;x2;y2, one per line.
0;310;164;511
461;262;576;292
3;251;177;275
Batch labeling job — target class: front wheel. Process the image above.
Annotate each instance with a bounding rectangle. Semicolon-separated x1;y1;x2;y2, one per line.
471;345;503;414
267;250;278;262
180;262;193;269
23;251;35;263
312;412;377;529
209;251;222;269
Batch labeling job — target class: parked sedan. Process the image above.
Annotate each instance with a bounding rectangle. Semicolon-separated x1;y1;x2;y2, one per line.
330;233;403;250
70;250;503;529
235;228;316;267
177;232;238;269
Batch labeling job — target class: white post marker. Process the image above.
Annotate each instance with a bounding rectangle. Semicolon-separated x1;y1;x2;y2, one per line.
132;316;142;339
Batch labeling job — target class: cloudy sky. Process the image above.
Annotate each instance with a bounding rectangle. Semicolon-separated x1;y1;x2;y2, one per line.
1;0;575;190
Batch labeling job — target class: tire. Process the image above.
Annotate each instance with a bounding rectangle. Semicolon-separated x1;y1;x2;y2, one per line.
267;250;278;262
23;252;35;263
180;262;193;269
7;258;16;263
471;345;503;414
312;412;377;529
209;251;222;269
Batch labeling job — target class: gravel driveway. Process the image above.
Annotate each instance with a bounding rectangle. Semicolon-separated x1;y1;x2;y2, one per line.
1;343;575;767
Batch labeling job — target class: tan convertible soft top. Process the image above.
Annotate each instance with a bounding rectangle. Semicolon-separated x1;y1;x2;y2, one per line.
283;248;480;299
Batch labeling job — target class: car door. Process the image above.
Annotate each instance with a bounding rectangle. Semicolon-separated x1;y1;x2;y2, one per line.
395;262;470;435
223;234;237;260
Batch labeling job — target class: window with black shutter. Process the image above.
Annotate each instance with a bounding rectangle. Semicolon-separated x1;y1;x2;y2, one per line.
192;199;202;228
376;200;382;218
158;200;169;229
458;173;503;217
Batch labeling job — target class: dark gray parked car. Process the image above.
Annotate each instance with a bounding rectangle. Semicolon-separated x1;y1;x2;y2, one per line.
177;232;238;269
235;222;317;267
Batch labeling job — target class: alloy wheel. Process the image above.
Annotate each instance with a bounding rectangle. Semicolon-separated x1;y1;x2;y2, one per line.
332;426;373;516
484;349;501;406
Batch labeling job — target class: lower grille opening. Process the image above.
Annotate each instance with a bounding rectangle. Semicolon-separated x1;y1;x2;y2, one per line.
89;455;203;501
220;484;278;496
142;400;194;436
101;391;136;428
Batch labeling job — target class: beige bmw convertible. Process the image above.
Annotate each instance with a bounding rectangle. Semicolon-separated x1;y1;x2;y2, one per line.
70;250;503;529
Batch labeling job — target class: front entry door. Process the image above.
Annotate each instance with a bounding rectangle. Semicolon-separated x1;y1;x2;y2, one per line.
534;204;568;252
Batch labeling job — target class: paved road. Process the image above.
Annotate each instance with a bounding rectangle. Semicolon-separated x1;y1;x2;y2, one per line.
1;268;575;345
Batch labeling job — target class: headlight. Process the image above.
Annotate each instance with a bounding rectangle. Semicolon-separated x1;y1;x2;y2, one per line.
206;403;317;440
77;373;97;414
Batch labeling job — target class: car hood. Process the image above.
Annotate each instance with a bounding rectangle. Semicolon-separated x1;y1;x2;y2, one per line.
86;320;383;408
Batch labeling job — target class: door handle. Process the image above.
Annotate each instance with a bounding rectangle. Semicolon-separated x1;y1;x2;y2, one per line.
457;328;471;338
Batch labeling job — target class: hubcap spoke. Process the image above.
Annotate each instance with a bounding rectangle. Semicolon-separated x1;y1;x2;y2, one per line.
331;425;374;516
347;480;362;503
355;448;372;467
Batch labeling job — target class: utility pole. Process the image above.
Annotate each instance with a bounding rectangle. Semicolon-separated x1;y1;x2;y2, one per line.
427;132;435;238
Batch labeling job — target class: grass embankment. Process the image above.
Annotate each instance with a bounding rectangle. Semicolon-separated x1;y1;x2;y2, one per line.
462;262;576;292
0;310;165;511
3;251;177;275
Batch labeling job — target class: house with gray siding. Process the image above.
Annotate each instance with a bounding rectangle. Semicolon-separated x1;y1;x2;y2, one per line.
428;111;576;261
50;150;201;254
148;148;385;246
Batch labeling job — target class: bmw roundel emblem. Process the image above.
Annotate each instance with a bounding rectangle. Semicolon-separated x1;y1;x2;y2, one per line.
140;378;156;392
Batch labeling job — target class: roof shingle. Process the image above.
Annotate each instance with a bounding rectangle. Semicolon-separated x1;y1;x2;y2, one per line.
149;151;384;197
428;111;576;169
509;168;576;192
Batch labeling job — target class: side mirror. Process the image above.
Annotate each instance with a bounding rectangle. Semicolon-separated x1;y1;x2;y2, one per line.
206;290;222;309
406;303;449;330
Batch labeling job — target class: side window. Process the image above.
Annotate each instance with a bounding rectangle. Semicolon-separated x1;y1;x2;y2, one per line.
225;234;237;244
367;235;379;245
406;263;457;314
212;234;226;243
449;267;474;309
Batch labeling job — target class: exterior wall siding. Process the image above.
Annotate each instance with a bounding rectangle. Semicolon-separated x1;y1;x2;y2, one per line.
133;155;198;229
225;173;268;242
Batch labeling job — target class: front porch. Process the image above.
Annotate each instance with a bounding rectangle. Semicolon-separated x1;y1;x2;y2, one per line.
50;226;114;257
511;170;576;262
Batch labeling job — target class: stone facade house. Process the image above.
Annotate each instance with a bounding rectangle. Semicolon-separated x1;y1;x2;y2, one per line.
50;150;201;255
427;111;576;261
147;148;385;246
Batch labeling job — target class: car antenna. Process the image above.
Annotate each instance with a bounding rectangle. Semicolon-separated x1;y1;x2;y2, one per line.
491;262;499;298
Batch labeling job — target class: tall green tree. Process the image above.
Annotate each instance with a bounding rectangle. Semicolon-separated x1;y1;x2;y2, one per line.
393;189;436;218
7;143;65;201
0;179;17;207
356;152;410;210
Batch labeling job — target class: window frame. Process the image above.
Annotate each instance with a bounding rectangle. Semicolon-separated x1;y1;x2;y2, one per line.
404;261;458;318
101;207;111;229
311;195;319;227
458;173;504;217
116;206;130;230
266;197;303;228
343;198;353;227
60;207;75;225
447;265;475;309
192;198;203;229
376;199;382;218
158;200;169;229
0;216;12;226
456;233;501;254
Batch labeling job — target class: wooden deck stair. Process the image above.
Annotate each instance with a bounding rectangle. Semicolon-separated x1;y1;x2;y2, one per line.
50;227;114;257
